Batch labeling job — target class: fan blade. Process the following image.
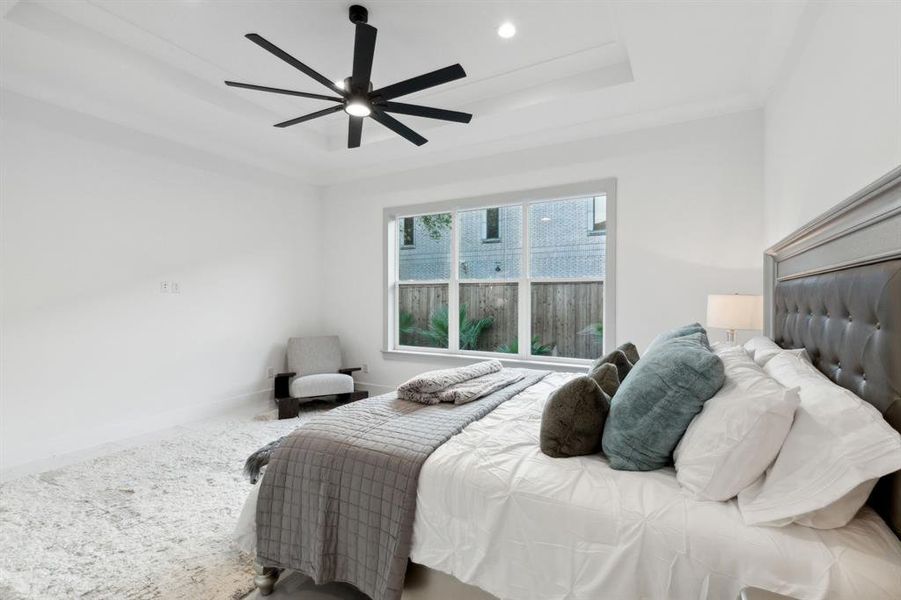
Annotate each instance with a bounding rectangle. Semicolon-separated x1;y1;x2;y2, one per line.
245;33;344;95
348;116;363;148
351;23;377;93
370;64;466;101
224;81;343;102
274;104;344;128
380;101;472;123
370;109;427;146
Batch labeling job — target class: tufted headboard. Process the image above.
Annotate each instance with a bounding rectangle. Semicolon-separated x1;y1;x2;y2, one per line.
765;166;901;536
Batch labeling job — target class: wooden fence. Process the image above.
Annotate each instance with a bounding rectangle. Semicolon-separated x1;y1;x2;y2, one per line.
398;281;603;359
460;283;518;351
398;284;448;347
531;282;604;359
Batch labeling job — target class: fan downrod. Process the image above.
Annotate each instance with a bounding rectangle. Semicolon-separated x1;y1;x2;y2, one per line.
349;5;368;25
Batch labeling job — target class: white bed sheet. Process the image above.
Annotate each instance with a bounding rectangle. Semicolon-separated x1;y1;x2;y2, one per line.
409;372;901;600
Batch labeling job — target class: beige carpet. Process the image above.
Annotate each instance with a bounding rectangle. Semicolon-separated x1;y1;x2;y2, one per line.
0;406;327;600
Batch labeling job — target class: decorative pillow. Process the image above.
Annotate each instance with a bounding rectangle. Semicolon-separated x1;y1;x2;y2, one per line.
753;347;811;367
647;322;709;352
588;342;638;381
602;331;725;471
540;376;610;458
737;352;901;529
674;345;800;501
588;363;620;397
617;342;640;365
742;335;782;361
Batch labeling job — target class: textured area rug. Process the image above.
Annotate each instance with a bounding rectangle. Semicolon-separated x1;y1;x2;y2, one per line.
0;406;326;600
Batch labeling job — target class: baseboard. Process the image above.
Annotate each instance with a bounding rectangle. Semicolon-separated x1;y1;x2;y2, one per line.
0;387;274;481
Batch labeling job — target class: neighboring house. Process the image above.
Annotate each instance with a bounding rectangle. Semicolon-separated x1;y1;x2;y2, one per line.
399;196;607;280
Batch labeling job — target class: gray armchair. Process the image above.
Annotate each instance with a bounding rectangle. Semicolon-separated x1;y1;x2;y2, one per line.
274;336;367;418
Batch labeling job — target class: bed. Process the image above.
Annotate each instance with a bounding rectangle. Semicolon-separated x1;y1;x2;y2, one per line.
241;166;901;600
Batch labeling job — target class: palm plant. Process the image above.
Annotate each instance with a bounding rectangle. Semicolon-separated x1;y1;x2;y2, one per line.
398;311;417;345
460;305;494;350
496;335;554;356
419;304;493;350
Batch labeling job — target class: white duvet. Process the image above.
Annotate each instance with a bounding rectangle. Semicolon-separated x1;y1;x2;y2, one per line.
409;372;901;600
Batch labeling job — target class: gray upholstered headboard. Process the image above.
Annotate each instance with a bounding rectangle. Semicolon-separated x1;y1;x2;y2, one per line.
764;165;901;536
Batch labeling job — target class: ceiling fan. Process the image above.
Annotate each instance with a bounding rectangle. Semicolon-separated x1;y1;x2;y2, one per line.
225;4;472;148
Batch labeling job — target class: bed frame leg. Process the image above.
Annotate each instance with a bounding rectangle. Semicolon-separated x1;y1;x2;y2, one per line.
254;560;280;596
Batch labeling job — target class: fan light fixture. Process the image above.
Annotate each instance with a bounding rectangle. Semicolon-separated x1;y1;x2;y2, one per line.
345;101;371;117
224;4;473;148
497;22;516;39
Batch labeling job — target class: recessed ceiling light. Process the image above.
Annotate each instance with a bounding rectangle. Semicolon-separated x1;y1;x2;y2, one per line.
497;22;516;39
345;101;371;117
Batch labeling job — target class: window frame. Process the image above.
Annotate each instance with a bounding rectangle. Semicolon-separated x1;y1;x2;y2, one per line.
383;179;617;367
590;195;607;236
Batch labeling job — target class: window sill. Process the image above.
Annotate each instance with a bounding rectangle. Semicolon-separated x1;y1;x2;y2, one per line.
587;230;605;237
381;348;591;372
480;238;501;244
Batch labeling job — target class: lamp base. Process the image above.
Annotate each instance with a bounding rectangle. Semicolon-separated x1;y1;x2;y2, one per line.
725;329;736;343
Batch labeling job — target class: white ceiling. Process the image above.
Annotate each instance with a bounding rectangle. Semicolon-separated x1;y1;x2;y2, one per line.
0;0;807;185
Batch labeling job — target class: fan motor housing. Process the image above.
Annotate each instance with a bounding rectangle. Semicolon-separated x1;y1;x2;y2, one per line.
349;5;368;25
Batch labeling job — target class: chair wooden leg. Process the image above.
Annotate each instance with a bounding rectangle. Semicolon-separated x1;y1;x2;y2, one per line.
254;560;280;596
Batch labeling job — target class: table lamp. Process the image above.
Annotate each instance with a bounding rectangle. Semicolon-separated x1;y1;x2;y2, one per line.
706;294;763;342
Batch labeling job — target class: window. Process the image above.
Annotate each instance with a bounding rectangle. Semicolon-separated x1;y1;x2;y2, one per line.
592;195;606;234
483;207;500;241
387;182;614;363
396;213;451;349
401;217;415;247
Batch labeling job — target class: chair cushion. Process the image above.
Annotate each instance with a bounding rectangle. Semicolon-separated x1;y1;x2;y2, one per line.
290;373;354;399
287;335;342;376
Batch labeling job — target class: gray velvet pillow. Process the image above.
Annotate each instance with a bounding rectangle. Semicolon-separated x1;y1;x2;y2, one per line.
540;376;610;458
617;342;640;365
602;331;725;471
589;349;633;382
588;363;620;397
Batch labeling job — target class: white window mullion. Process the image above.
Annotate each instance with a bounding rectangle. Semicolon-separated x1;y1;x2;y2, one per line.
448;211;460;352
389;218;398;350
518;204;531;361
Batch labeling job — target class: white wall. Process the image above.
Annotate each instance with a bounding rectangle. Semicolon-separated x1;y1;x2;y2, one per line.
321;110;765;393
0;98;324;473
764;1;901;245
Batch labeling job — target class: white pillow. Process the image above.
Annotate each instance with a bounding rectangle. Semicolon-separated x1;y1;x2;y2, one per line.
743;335;781;358
738;352;901;528
753;347;811;367
743;335;812;366
674;345;800;501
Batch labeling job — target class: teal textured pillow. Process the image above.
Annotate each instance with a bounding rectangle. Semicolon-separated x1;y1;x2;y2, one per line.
602;332;725;471
647;322;710;352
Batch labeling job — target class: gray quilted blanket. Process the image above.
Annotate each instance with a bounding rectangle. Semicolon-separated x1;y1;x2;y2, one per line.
255;369;549;600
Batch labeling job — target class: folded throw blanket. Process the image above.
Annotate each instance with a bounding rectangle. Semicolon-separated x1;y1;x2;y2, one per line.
424;369;525;405
398;359;505;404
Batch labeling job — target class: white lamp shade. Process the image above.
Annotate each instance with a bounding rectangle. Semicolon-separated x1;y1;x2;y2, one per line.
706;294;763;331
